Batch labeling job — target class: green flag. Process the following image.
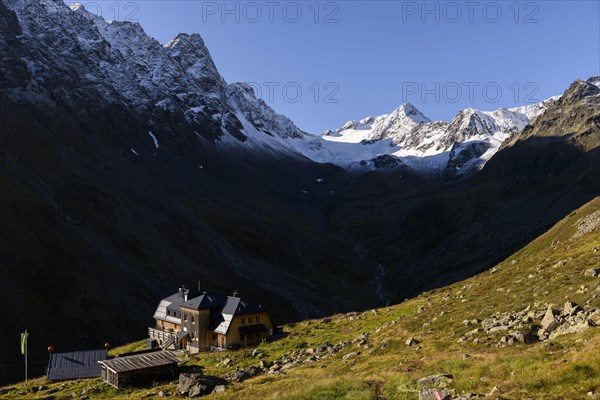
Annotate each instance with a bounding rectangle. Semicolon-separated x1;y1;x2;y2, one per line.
20;331;28;355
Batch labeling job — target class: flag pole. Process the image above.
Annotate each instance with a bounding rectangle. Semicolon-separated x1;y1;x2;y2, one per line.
24;329;28;384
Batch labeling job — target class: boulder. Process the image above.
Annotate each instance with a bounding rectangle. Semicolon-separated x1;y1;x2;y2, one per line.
179;373;227;398
563;301;582;316
512;331;538;344
419;388;451;400
584;268;600;277
212;385;226;394
342;351;359;360
228;366;260;382
417;373;453;388
279;363;294;372
541;306;558;332
317;343;332;353
406;337;419;346
549;319;596;340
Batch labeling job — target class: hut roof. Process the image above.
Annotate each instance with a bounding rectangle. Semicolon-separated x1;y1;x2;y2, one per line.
98;351;179;373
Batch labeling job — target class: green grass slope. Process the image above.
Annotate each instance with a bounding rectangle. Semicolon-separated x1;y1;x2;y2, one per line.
2;197;600;400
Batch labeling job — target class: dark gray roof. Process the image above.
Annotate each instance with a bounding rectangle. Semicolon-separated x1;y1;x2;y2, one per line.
223;297;265;316
221;297;240;315
98;350;179;373
180;292;228;310
47;350;107;381
165;288;194;313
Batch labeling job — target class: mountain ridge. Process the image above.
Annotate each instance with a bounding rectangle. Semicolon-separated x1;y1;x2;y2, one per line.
313;97;559;177
2;0;568;181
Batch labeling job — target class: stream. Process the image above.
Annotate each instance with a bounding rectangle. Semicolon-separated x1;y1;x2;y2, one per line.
355;243;391;306
369;262;391;306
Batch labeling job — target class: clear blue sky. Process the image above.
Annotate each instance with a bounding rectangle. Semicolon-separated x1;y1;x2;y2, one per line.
73;1;599;133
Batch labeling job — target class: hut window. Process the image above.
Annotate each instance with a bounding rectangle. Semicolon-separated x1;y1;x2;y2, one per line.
212;334;216;340
191;316;195;324
241;318;245;325
256;316;260;322
167;310;170;316
241;334;245;340
184;314;187;321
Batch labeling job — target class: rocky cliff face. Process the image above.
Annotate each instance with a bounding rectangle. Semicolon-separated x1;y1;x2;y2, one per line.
481;78;600;190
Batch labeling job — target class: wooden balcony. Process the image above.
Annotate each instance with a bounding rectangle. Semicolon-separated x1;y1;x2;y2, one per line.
148;327;177;349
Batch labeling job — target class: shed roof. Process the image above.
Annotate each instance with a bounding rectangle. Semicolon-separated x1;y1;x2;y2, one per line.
47;350;107;381
98;351;179;374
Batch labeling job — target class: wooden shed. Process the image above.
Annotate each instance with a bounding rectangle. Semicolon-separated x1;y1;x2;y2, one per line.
98;350;179;388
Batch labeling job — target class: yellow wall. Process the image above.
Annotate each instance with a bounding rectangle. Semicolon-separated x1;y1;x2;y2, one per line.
222;312;273;348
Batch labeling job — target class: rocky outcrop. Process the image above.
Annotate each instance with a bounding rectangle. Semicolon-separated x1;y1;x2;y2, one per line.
417;373;453;388
467;301;598;345
538;302;597;341
178;373;227;398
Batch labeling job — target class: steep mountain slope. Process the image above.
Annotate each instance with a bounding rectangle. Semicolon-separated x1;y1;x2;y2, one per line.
3;196;600;399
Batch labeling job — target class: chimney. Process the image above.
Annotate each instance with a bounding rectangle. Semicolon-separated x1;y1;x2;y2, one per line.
179;285;187;301
232;290;238;298
198;279;201;293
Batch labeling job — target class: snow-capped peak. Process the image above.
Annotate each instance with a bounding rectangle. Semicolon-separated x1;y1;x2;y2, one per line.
389;102;431;124
69;2;84;12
